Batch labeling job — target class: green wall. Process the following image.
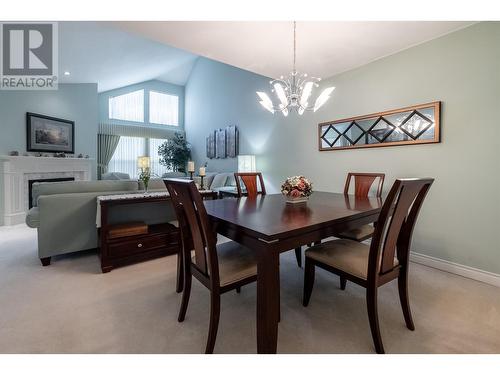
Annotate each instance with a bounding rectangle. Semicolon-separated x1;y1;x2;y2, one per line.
185;22;500;274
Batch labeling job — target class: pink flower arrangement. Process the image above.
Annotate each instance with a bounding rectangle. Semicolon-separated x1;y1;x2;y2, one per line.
281;176;313;198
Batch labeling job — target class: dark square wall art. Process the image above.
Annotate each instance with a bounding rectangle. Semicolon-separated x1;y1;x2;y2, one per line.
27;112;75;153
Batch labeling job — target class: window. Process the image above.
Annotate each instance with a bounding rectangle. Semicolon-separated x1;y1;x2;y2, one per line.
149;91;179;126
109;90;144;122
108;136;146;178
107;136;171;179
149;138;170;177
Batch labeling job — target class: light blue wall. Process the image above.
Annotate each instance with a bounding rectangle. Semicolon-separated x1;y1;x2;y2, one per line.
99;79;185;130
0;83;99;178
184;22;500;275
185;58;278;175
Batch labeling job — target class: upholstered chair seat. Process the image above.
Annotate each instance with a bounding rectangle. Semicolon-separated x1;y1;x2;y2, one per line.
305;239;398;280
193;241;257;287
335;224;374;242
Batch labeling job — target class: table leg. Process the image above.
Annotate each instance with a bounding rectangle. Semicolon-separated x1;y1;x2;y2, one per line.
256;246;280;354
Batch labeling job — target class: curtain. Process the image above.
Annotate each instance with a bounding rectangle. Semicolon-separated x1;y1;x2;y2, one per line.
97;133;120;179
99;122;178;139
149;138;171;177
98;122;180;179
108;136;146;179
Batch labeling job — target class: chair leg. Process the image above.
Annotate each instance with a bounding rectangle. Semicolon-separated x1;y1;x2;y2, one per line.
176;252;184;293
236;286;241;294
294;247;302;267
398;268;415;331
205;290;221;354
340;276;347;290
366;286;385;354
177;270;192;322
302;257;315;307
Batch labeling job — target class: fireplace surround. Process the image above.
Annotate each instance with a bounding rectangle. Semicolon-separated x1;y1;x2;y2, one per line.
0;156;93;225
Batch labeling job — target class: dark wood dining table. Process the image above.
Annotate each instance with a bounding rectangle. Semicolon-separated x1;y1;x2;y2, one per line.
203;191;383;353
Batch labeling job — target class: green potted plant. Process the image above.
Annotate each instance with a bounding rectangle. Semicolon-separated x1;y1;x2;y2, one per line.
158;132;192;173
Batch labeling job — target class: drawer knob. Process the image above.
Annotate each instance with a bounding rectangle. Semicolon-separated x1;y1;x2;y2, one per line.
137;243;143;248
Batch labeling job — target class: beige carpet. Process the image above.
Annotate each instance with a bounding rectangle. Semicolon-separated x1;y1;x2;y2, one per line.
0;224;499;354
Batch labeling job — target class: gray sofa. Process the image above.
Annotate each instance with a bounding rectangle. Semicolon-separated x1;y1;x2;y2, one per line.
25;173;236;266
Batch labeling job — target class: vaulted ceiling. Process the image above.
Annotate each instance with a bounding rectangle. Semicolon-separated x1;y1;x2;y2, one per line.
58;22;199;92
111;21;474;79
58;21;473;92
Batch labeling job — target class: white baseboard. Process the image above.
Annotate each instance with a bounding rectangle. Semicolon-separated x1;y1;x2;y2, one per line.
410;252;500;288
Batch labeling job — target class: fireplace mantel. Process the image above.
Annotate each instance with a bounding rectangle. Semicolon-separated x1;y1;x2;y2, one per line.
0;156;93;225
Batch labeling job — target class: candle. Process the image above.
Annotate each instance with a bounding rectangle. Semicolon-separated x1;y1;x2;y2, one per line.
199;167;206;177
187;161;195;172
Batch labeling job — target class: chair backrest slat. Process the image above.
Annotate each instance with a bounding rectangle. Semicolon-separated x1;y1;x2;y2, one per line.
234;172;266;199
344;172;385;198
164;179;218;281
368;178;434;278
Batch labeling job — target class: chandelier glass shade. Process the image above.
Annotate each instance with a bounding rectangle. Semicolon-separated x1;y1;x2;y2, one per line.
256;22;335;116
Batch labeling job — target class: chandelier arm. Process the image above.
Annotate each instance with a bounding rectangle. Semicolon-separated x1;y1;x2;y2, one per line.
270;78;289;86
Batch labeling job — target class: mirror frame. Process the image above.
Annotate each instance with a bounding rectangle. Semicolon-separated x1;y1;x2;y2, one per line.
318;101;441;151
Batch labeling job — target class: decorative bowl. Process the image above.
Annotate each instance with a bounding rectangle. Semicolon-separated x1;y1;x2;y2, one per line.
281;175;313;204
285;196;309;204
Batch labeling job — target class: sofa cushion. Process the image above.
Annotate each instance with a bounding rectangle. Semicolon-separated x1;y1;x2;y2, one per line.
193;173;216;189
101;172;130;180
226;174;236;186
25;207;40;228
139;178;168;191
212;186;239;195
32;180;139;207
162;171;186;178
210;173;229;189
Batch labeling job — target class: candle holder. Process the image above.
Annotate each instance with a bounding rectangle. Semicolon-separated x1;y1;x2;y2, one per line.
189;171;194;180
200;175;205;190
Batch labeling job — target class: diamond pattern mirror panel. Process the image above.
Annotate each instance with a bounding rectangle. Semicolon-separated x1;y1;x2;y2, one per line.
318;101;441;151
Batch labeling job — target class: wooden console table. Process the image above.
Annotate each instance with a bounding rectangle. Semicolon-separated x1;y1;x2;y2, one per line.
98;190;217;273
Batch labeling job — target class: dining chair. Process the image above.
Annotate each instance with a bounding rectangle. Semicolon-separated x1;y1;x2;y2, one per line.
302;178;434;354
297;173;385;269
334;172;385;288
164;178;258;354
336;172;385;241
234;172;266;199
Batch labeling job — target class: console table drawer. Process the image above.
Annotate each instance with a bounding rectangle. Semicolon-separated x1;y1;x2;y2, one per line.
107;234;169;257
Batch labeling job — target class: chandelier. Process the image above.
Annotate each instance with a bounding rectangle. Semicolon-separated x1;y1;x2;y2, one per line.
256;21;335;116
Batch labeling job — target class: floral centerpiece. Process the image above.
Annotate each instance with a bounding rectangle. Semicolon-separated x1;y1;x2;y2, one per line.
281;175;313;203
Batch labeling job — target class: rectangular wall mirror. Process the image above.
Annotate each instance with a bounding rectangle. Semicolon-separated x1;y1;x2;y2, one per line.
318;101;441;151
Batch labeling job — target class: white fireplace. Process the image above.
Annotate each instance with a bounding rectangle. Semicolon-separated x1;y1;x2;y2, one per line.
0;156;93;225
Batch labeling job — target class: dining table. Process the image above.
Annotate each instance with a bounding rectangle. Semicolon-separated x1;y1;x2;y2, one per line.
203;191;383;354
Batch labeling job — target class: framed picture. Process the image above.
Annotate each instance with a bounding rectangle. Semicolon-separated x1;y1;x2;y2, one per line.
318;101;441;151
27;112;75;153
206;132;216;159
215;129;226;158
226;125;239;158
